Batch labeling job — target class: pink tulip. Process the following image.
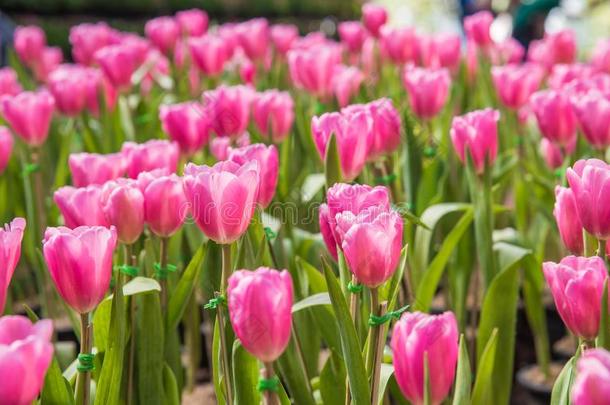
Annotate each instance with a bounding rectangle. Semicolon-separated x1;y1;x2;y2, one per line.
291;32;328;51
592;39;610;74
101;179;145;244
0;218;26;314
228;144;278;208
549;64;594;90
391;311;458;405
0;67;22;97
528;30;576;69
202;85;253;138
94;43;142;91
43;226;117;313
530;89;577;146
0;316;53;405
333;65;364;108
227;267;293;362
175;9;208;37
564;75;610;100
271;24;299;56
418;33;461;71
183;160;259;244
543;256;607;340
554;186;584;255
252;90;294;143
338;21;367;54
491;63;545;109
54;185;110;228
288;44;342;99
31;47;63;83
209;133;251;161
145;16;180;55
47;64;95;116
342;98;401;158
69;152;125;187
0;127;13;174
13;26;46;67
69;22;121;66
142;174;187;238
379;26;418;65
403;64;451;119
159;102;210;157
335;207;403;287
450;108;500;174
464;11;493;48
121;140;179;178
572;91;610;149
236;18;270;62
188;34;230;76
0;90;55;147
319;204;339;259
572;348;610;405
490;38;525;65
540;138;575;170
216;23;240;58
135;168;170;194
311;110;373;182
362;3;387;37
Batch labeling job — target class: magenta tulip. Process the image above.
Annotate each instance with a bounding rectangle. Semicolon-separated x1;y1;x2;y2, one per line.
94;43;142;91
135;168;170;194
145;16;180;55
183;160;259;244
592;39;610;74
159;101;210;157
490;37;525;65
319;204;339;260
0;67;22;97
188;34;230;76
528;29;576;69
236;18;270;62
530;89;577;146
101;179;145;244
121;140;179;179
379;26;418;65
270;24;299;56
252;90;294;143
0;90;55;147
54;185;110;228
43;226;117;313
176;9;208;37
31;47;63;83
464;11;493;48
450;108;500;174
543;256;607;340
362;3;387;37
554;186;584;255
0;316;53;405
209;137;232;161
202;85;253;138
13;26;46;67
69;152;125;187
491;63;545;109
0;127;13;174
549;63;594;90
338;21;367;54
572;348;610;405
47;64;97;116
0;218;25;314
142;174;188;238
227;267;293;362
332;65;364;108
402;64;451;119
391;311;459;405
69;22;120;66
228;144;279;208
572;91;610;149
566;159;610;240
540;138;575;170
288;44;342;99
418;33;462;71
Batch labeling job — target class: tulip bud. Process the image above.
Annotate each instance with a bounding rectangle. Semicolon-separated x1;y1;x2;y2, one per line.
490;37;525;65
391;311;459;405
417;33;461;71
94;43;142;91
549;63;594;90
270;24;299;56
0;127;13;174
47;64;97;116
188;34;230;77
0;90;55;147
540;138;575;170
378;26;418;65
14;26;46;67
235;18;270;63
69;22;121;66
0;218;26;314
101;179;145;245
592;39;610;74
530;89;577;146
142;174;187;238
160;102;210;157
362;4;387;37
122;140;179;179
31;47;63;83
572;91;610;150
227;267;293;362
464;11;493;48
338;21;367;54
202;85;253;138
145;16;180;56
288;44;342;99
0;67;23;97
491;63;545;109
176;9;208;37
572;348;610;405
228;144;278;208
332;65;365;108
43;226;117;313
402;64;451;119
554;186;584;255
252;90;294;143
69;152;126;187
450;108;500;174
54;185;110;229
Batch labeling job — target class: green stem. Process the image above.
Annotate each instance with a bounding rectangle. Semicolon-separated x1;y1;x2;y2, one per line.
218;243;234;405
75;312;92;405
262;362;279;405
125;244;136;405
159;237;169;311
364;287;387;405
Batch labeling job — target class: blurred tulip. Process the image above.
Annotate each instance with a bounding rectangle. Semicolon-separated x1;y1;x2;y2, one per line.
0;90;55;147
572;348;610;405
0;316;53;405
94;43;142;90
31;47;63;83
43;226;117;313
252;90;294;143
592;39;610;74
464;11;493;48
362;3;387;37
121;140;179;178
54;185;110;228
491;63;545;109
0;127;13;174
530;89;577;146
270;24;299;56
402;64;451;119
0;67;22;97
69;22;121;65
236;18;270;62
528;29;576;69
332;65;364;108
228;144;278;208
145;16;180;55
176;9;208;37
227;267;293;362
47;64;95;116
188;34;230;76
216;23;240;58
0;218;25;314
554;186;584;255
202;85;253;138
572;91;610;149
450;108;500;174
338;21;367;54
210;137;232;161
418;32;461;71
391;311;458;405
379;26;418;65
540;138;575;170
288;44;342;99
69;152;125;187
142;174;187;237
239;59;256;85
543;256;607;340
101;179;145;244
160;101;210;157
490;37;525;65
183;160;259;244
13;26;46;67
549;64;594;90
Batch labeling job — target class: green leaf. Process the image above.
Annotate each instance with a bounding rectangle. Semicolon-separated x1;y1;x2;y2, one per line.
325;134;342;187
379;246;408;311
301;173;326;202
320;351;347;405
162;363;181;405
292;292;331;312
471;329;498;405
212;321;226;405
137;292;164;405
377;364;394;405
598;280;610;350
93;299;112;353
122;276;161;296
452;335;471;405
322;258;371;405
550;355;577;405
276;331;316;405
296;256;327;293
232;341;260;405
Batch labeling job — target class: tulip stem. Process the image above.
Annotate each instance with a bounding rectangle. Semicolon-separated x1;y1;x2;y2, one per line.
221;244;232;293
262;363;280;405
125;244;136;405
365;288;388;405
597;238;606;260
30;147;46;238
217;243;234;405
75;312;92;405
345;275;360;405
159;237;169;311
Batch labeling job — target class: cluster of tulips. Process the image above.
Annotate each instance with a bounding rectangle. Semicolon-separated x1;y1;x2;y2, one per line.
2;1;610;404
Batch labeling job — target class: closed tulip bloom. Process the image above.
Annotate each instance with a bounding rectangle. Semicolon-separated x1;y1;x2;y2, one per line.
101;180;145;244
0;90;55;147
332;65;364;108
47;64;93;116
543;256;607;340
572;348;610;405
94;43;142;91
54;185;110;228
271;24;299;56
338;21;367;54
418;33;462;71
572;91;610;149
188;34;230;76
228;144;279;208
566;159;610;240
403;64;451;119
464;11;493;48
491;63;545;109
547;29;577;65
391;311;459;405
530;90;577;146
554;186;584;255
228;268;293;362
0;218;26;314
288;44;342;99
210;137;232;161
592;39;610;74
450;108;500;174
121;140;179;178
0;67;23;97
202;85;253;138
0;127;13;174
0;316;53;405
362;3;387;37
176;9;208;37
135;168;170;194
142;174;188;238
549;64;594;90
69;22;121;66
160;102;210;157
43;226;117;313
319;204;338;260
379;26;418;65
145;16;180;55
13;26;46;67
183;161;259;244
236;18;270;62
68;152;125;187
31;47;63;83
252;90;294;143
311;110;373;182
490;37;525;65
540;138;575;170
239;59;256;86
